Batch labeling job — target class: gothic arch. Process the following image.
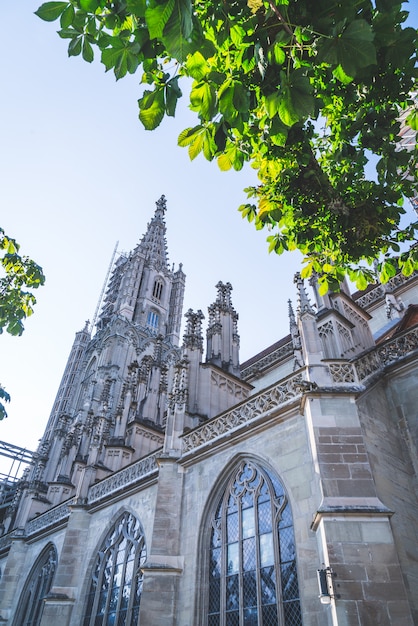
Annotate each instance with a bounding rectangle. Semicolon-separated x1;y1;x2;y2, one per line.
152;277;165;302
12;542;57;626
197;455;302;626
81;508;147;626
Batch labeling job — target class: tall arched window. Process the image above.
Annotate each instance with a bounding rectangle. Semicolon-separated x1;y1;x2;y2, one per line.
83;511;147;626
207;460;302;626
152;279;164;302
13;543;57;626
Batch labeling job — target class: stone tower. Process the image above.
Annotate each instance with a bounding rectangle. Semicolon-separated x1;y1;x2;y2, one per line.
9;196;186;528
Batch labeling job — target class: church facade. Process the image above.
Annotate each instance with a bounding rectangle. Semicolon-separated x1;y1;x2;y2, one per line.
1;196;418;626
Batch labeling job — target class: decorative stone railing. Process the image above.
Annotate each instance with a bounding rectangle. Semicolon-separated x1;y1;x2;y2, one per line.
327;325;418;385
327;362;358;385
182;372;303;454
241;341;293;379
355;326;418;382
87;451;159;504
25;498;75;537
355;272;418;309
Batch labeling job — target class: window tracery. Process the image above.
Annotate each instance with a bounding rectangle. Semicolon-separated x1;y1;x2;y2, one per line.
206;461;302;626
13;543;57;626
83;512;147;626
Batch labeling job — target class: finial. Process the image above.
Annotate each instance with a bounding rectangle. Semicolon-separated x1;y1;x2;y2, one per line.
288;299;296;327
288;299;304;368
294;273;314;315
155;195;167;217
215;282;233;310
183;309;205;349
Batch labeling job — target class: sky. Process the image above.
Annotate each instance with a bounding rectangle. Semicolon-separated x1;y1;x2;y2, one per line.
0;2;416;472
0;1;302;465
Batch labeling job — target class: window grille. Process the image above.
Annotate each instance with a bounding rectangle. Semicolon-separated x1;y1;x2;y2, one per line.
83;512;147;626
207;461;302;626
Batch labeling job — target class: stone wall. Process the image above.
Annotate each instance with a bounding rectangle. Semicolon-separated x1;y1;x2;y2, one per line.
177;409;327;626
357;376;418;623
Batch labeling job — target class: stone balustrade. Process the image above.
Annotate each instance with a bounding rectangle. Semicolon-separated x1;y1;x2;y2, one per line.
87;451;159;504
182;372;303;454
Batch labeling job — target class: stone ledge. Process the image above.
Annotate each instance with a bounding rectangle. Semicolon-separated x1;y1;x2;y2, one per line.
311;497;392;530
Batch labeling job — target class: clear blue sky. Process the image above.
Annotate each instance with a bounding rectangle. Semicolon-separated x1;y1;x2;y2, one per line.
0;2;416;463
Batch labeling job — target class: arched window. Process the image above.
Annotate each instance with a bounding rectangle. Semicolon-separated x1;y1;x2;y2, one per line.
83;512;147;626
13;543;57;626
147;310;159;331
152;279;164;302
206;460;302;626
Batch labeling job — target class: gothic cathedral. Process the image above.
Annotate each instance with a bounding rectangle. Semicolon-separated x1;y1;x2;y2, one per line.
1;196;418;626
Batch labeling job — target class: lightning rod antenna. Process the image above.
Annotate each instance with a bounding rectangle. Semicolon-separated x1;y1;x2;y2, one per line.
90;240;119;333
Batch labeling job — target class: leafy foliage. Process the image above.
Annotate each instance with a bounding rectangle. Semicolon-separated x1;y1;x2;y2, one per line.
0;229;45;336
35;0;418;290
0;385;10;421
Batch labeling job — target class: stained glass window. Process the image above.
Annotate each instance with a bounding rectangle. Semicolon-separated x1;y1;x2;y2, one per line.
207;461;302;626
83;512;147;626
13;543;57;626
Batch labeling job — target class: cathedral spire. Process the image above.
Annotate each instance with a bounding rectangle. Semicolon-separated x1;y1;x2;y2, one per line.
96;196;184;341
137;194;169;269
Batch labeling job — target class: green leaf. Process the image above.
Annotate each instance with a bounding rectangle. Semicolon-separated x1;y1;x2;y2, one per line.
35;1;68;22
161;0;194;62
127;0;146;16
277;71;314;126
233;83;249;113
406;109;418;131
317;19;377;77
217;143;244;171
332;64;353;85
188;132;204;160
60;4;75;27
190;81;216;121
79;0;99;11
265;92;279;119
230;25;245;47
186;51;208;81
138;89;165;130
145;0;175;39
268;42;286;66
82;38;94;62
68;36;83;56
165;77;182;117
178;126;202;147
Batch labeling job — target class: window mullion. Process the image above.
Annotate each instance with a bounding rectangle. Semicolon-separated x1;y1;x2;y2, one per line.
104;544;118;622
115;540;130;621
126;540;140;626
238;497;244;626
254;495;263;626
220;493;227;626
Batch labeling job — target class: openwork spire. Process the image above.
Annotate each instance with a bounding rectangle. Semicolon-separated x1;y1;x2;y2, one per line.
138;195;169;268
183;309;205;350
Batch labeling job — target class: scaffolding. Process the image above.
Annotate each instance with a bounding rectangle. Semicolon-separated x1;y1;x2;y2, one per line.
0;440;34;511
